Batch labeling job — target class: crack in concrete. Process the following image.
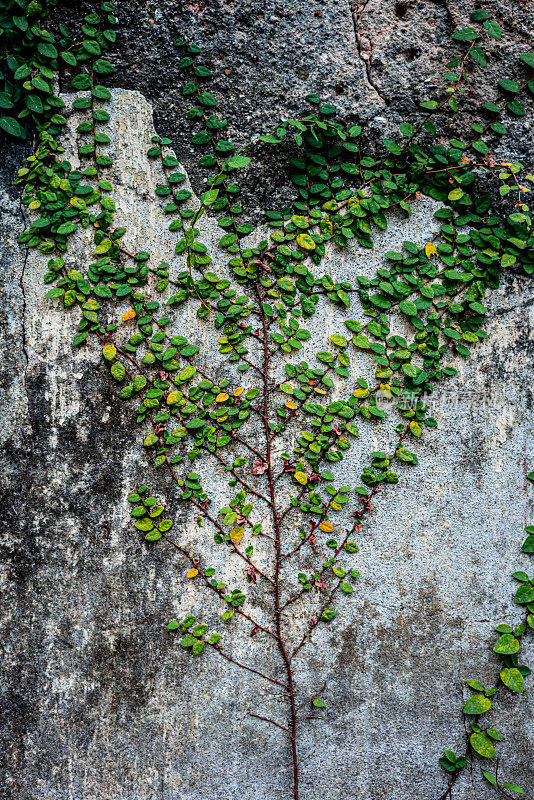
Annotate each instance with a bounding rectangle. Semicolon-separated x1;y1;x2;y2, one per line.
15;189;34;451
350;0;386;107
17;195;30;373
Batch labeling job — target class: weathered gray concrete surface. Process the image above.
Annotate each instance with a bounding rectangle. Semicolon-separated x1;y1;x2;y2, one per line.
1;86;533;800
1;2;534;799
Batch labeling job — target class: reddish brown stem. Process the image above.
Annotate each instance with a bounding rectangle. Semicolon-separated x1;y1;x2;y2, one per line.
256;281;301;800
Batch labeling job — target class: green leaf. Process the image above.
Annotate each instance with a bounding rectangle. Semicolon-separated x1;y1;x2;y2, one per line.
110;362;125;382
82;39;101;55
227;155;251;169
312;698;325;707
135;517;153;532
483;19;501;39
399;122;414;136
519;52;534;69
500;667;524;693
402;364;419;378
0;116;25;138
499;79;520;94
61;51;77;66
330;334;348;348
502;784;525;794
493;634;520;654
514;584;534;604
466;679;484;691
25;94;44;114
470;9;491;20
0;92;14;110
481;770;498;787
73;332;88;347
507;100;525;116
470;47;487;66
399;300;418;316
462;693;491;715
383;139;401;155
93;58;115;75
470;733;495;759
46;287;65;300
201;188;219;205
451;27;478;41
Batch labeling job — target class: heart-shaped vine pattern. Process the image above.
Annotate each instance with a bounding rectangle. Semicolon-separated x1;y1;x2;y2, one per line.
2;1;533;797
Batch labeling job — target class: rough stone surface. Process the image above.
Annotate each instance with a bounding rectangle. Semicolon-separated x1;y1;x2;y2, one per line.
1;4;533;800
53;0;533;212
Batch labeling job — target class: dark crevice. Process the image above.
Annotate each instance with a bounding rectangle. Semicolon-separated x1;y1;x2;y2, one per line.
350;0;387;107
17;198;29;372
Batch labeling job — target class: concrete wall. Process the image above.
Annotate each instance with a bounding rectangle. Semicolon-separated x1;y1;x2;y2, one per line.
1;2;533;799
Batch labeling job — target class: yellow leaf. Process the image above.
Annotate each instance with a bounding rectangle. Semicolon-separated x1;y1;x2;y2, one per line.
28;199;41;210
353;388;370;399
167;391;181;405
319;520;334;533
448;187;464;202
410;420;423;438
234;387;245;396
294;471;307;485
186;568;198;579
330;500;342;511
102;343;116;361
425;242;438;257
285;401;298;410
94;238;112;255
296;233;316;250
216;392;229;403
229;526;244;543
122;309;136;322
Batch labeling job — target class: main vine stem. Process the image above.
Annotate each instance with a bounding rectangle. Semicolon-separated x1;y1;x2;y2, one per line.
257;281;301;799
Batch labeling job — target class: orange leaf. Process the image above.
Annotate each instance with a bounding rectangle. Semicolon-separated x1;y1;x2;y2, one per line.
425;242;438;257
319;520;334;533
229;526;244;543
122;309;136;322
186;568;198;579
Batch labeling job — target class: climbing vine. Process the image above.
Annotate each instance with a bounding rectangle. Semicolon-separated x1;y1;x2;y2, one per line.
2;1;533;797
